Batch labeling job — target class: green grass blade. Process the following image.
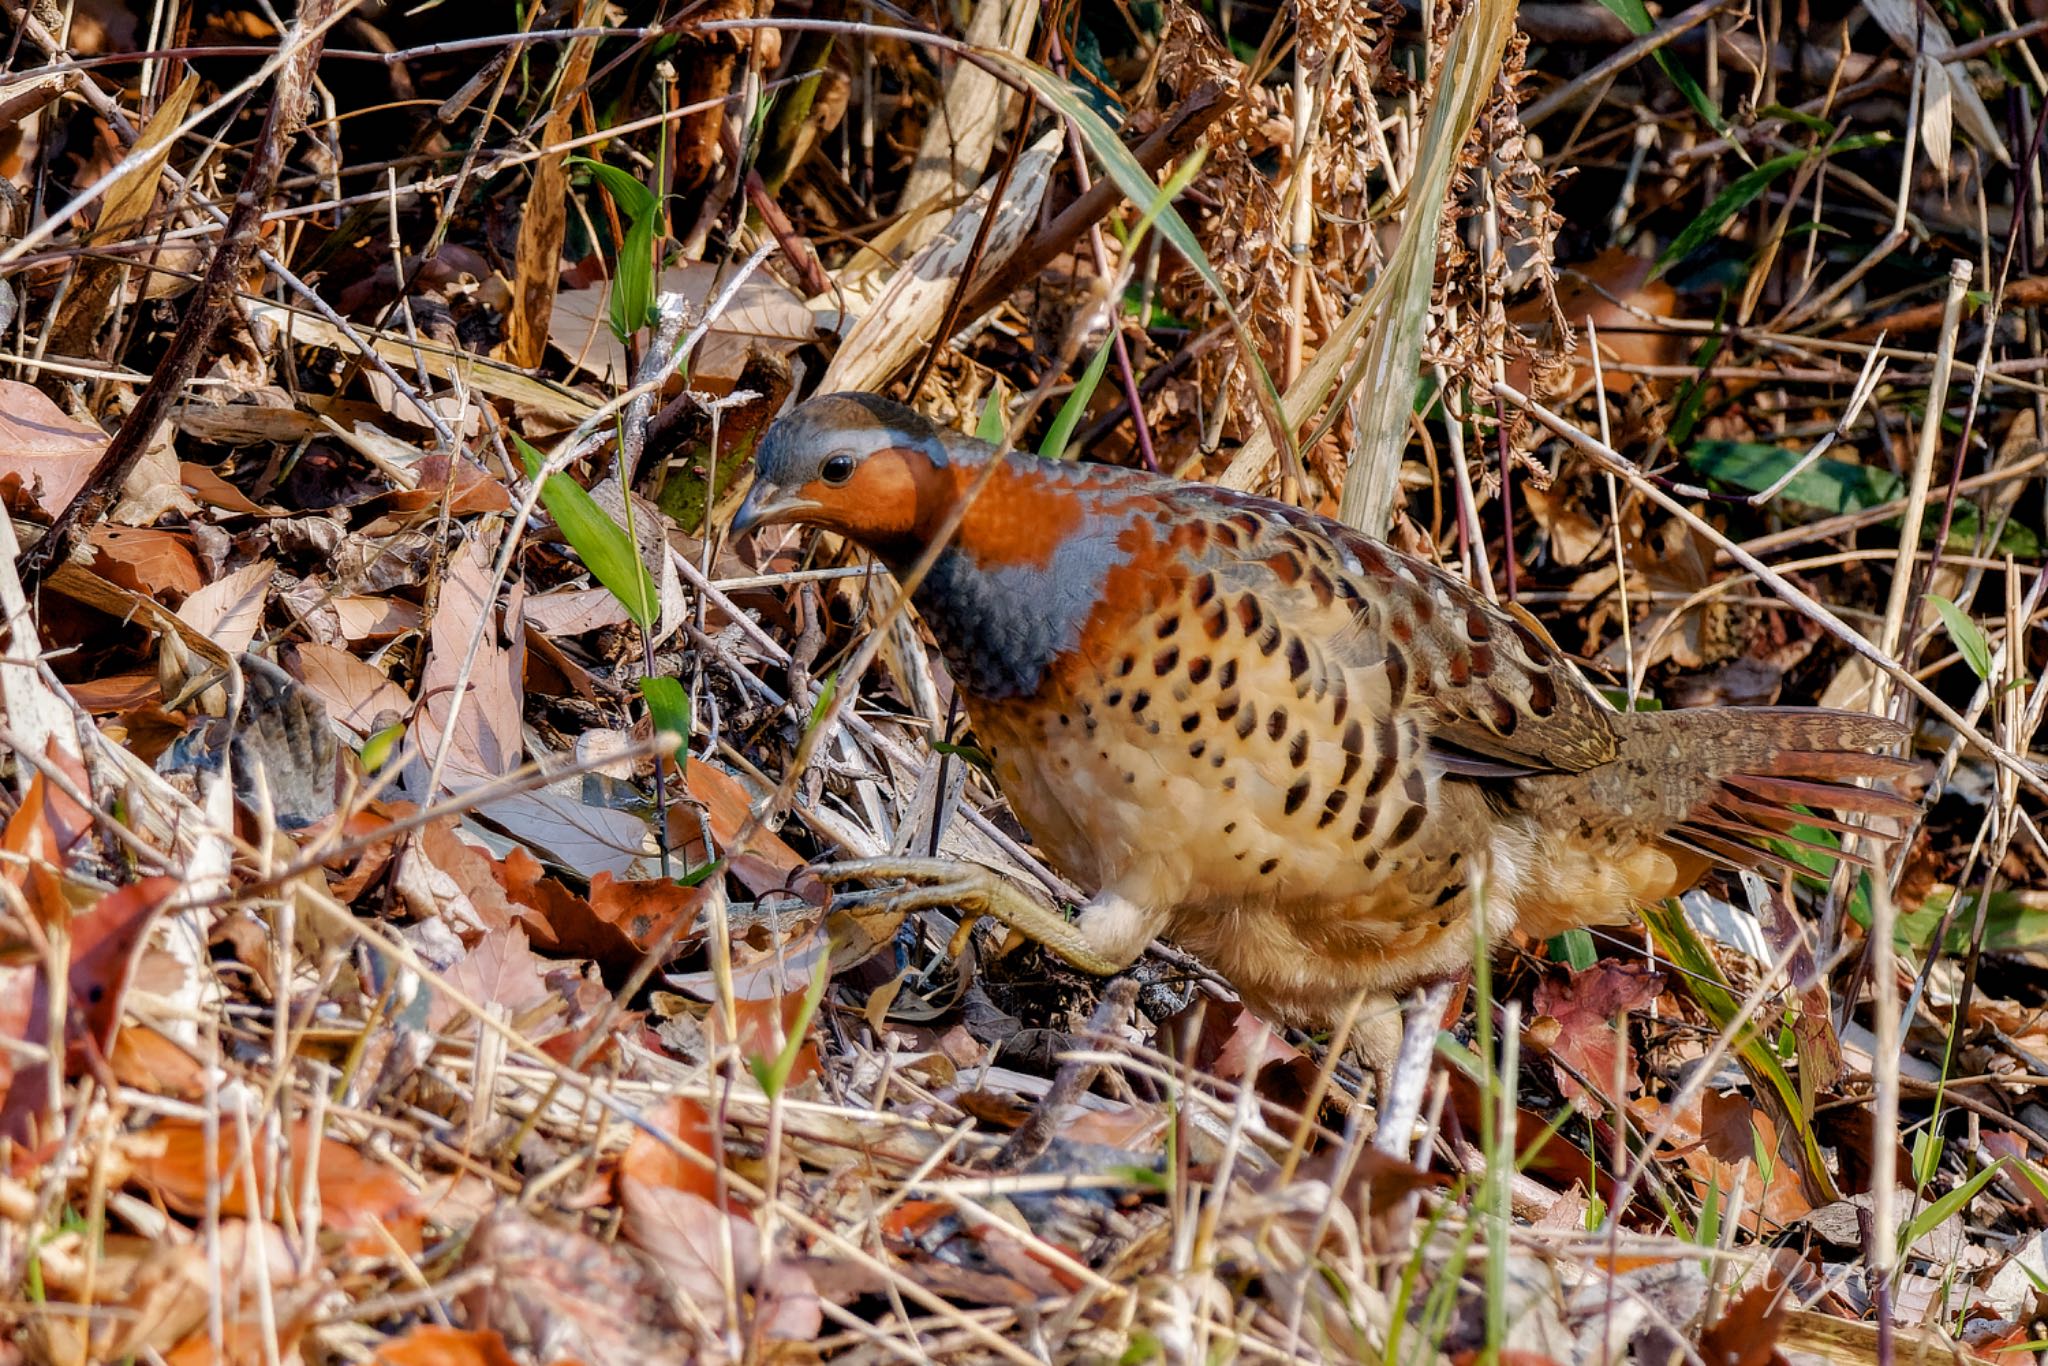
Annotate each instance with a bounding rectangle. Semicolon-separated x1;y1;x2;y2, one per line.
516;435;660;629
980;53;1295;472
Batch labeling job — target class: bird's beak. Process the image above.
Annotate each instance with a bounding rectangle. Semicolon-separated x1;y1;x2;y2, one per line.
730;478;817;536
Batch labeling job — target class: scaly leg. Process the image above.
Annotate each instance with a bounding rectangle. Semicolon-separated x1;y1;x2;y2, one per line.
811;858;1159;977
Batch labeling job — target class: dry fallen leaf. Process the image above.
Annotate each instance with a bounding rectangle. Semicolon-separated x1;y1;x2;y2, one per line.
0;378;106;518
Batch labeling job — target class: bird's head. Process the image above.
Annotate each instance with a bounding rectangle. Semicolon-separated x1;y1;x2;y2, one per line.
731;392;972;556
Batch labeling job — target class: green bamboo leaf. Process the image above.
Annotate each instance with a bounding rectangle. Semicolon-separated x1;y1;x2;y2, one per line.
610;209;658;341
1655;134;1891;276
572;156;658;221
515;435;660;629
1927;593;1994;681
639;676;692;760
1655;152;1806;275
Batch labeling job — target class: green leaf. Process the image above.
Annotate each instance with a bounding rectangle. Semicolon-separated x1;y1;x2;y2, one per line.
359;721;405;773
1041;340;1114;461
639;675;692;762
1655;152;1806;275
974;390;1008;444
748;950;831;1100
1900;1157;2005;1254
515;435;660;629
1639;897;1841;1203
1927;593;1994;681
806;669;838;730
1688;441;2040;557
1548;929;1597;970
1592;0;1730;138
1655;134;1891;275
609;208;658;341
1039;148;1206;463
982;54;1295;471
573;156;659;221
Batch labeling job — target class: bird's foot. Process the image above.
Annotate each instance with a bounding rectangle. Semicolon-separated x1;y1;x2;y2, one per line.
809;857;1133;976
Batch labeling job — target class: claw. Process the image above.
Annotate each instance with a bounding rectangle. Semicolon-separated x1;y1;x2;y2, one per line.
811;857;1132;976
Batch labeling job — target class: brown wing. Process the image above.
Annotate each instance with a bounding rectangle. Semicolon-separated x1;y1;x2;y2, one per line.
1177;488;1621;775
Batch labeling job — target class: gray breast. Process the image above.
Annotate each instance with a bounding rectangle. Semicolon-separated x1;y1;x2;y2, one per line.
911;530;1127;701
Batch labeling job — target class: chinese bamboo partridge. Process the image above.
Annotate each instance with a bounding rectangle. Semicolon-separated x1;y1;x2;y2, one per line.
733;393;1917;1042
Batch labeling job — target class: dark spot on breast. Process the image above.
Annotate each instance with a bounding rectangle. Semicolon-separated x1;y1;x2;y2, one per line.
1154;646;1180;676
1385;647;1408;701
1259;856;1281;875
1403;768;1427;804
1284;776;1310;814
1215;694;1240;721
1182;712;1202;733
1218;659;1238;689
1527;674;1557;717
1266;707;1288;741
1224;820;1237;834
1342;719;1365;754
1123;771;1137;784
1365;754;1396;798
1317;788;1350;829
1236;596;1263;635
1187;656;1212;684
1235;707;1257;740
1192;572;1218;607
1330;684;1348;726
1211;753;1227;768
1222;774;1237;789
1059;713;1072;726
1433;883;1464;908
1157;614;1181;639
1086;716;1099;732
1146;720;1160;735
1288;729;1310;767
1257;624;1283;656
1106;688;1124;707
1285;637;1310;681
1201;603;1229;640
1130;689;1151;714
1353;805;1379;842
1363;848;1382;872
1269;553;1303;586
1388;806;1426;846
1117;655;1136;677
1189;738;1207;758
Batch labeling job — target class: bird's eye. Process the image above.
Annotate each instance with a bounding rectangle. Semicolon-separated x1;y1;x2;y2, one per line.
820;453;857;486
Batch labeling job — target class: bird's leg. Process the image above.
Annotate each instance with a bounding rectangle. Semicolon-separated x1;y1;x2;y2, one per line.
809;857;1153;977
